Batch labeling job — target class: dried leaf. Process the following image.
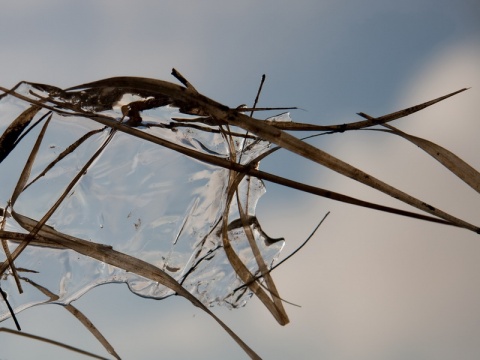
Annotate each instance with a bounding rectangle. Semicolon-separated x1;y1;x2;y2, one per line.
381;123;480;194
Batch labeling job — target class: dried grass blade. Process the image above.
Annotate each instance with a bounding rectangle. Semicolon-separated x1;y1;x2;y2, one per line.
10;113;52;206
381;123;480;194
265;88;468;132
3;87;462;228
0;105;41;163
90;116;470;228
0;327;110;360
29;277;119;358
0;227;262;360
2;112;51;291
4;82;464;231
357;88;468;124
15;104;455;227
238;106;298;112
171;68;198;93
8;82;476;228
221;172;288;325
106;114;458;226
225;112;480;233
0;237;22;294
0;130;115;276
64;306;120;360
184;83;475;231
24;128;104;190
220;122;287;321
235;178;289;323
1;206;23;294
80;77;473;231
249;168;452;224
16;276;120;359
63;77;467;136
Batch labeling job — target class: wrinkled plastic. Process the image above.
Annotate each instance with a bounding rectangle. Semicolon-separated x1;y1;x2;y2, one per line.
0;82;285;320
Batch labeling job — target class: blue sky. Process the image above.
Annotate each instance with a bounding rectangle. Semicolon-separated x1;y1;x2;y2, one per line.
1;1;480;359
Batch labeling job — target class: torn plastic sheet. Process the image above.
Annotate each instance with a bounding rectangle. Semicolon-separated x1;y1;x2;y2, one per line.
0;82;285;320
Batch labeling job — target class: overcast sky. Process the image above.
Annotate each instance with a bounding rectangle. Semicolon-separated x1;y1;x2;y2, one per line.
1;1;480;359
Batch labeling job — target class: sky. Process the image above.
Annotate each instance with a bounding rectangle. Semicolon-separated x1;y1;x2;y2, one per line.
1;1;480;359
